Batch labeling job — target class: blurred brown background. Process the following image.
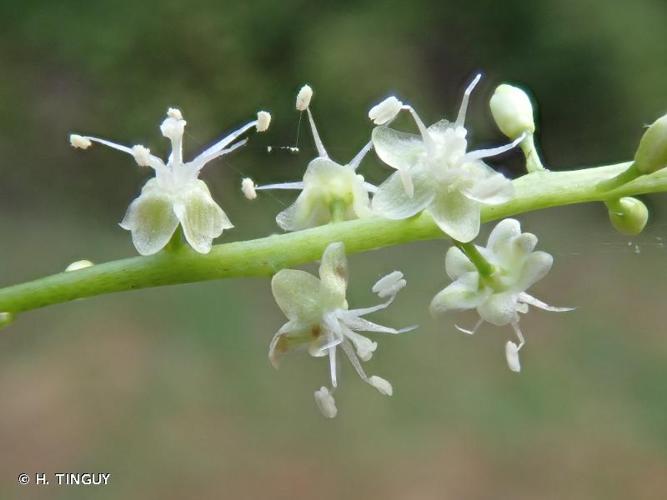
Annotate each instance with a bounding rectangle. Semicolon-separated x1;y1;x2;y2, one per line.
1;0;666;498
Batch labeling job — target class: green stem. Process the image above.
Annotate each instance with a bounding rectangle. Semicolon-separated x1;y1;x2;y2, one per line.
520;134;546;172
454;241;495;277
597;163;641;192
1;160;665;315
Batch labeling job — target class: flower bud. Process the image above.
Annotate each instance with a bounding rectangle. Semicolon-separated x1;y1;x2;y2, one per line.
0;312;14;330
607;197;649;235
634;114;667;174
489;84;535;139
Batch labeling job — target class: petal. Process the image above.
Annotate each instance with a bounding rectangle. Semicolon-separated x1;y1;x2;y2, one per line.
487;218;521;251
461;166;514;205
516;251;553;291
271;269;322;322
372;169;435;219
120;190;179;256
477;291;519;326
372;126;426;172
173;181;232;254
268;320;313;368
429;272;488;315
318;242;348;308
428;190;481;242
444;246;475;280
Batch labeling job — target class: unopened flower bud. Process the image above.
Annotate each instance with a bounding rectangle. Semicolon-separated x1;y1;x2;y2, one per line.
296;84;313;111
241;177;257;200
490;84;536;140
0;312;14;330
369;96;403;125
65;260;94;272
634;114;667;174
70;134;92;149
607;197;649;235
256;111;271;132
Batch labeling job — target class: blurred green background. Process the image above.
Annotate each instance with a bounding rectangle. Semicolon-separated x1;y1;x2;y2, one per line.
1;0;667;498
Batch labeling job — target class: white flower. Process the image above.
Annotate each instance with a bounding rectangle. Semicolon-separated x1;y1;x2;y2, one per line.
269;242;415;417
371;74;524;243
250;86;377;231
430;218;572;372
70;108;269;255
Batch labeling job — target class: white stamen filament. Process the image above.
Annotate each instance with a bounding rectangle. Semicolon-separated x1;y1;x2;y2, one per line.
455;73;482;129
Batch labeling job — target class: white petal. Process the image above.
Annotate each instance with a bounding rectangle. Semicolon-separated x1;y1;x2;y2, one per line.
477;292;519;326
428;190;481;242
173;183;232;254
371;126;425;172
505;341;521;372
444;246;475;280
372;271;406;298
516;251;553;291
120;190;179;256
271;269;322;322
461;166;514;205
429;272;488;315
314;386;337;418
487;218;522;251
369;375;393;396
319;242;348;308
372;169;435;219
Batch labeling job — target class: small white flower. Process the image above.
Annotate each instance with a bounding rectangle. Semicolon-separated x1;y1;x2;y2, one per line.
371;74;524;243
270;242;415;417
70;108;269;255
430;218;572;371
252;86;377;231
369;96;404;125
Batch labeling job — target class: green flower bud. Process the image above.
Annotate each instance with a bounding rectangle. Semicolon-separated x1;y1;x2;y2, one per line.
634;114;667;174
489;84;536;140
607;197;649;235
0;312;14;330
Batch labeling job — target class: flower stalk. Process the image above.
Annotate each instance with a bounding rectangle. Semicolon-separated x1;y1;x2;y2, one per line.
0;160;665;316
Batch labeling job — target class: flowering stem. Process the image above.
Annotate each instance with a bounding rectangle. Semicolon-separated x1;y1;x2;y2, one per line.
0;160;665;316
597;163;640;192
520;134;545;173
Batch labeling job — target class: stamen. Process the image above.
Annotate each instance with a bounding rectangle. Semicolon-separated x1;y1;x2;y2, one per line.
328;345;338;388
296;84;313;111
455;318;484;335
462;132;525;163
314;386;338;418
455;73;482;129
132;145;154;167
369;375;393;396
69;134;92;149
505;341;521;372
348;141;373;171
256;111;271;132
191;121;258;167
368;96;403;125
402;105;435;152
255;181;305;191
372;270;406;299
241;178;257;200
306;108;328;158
